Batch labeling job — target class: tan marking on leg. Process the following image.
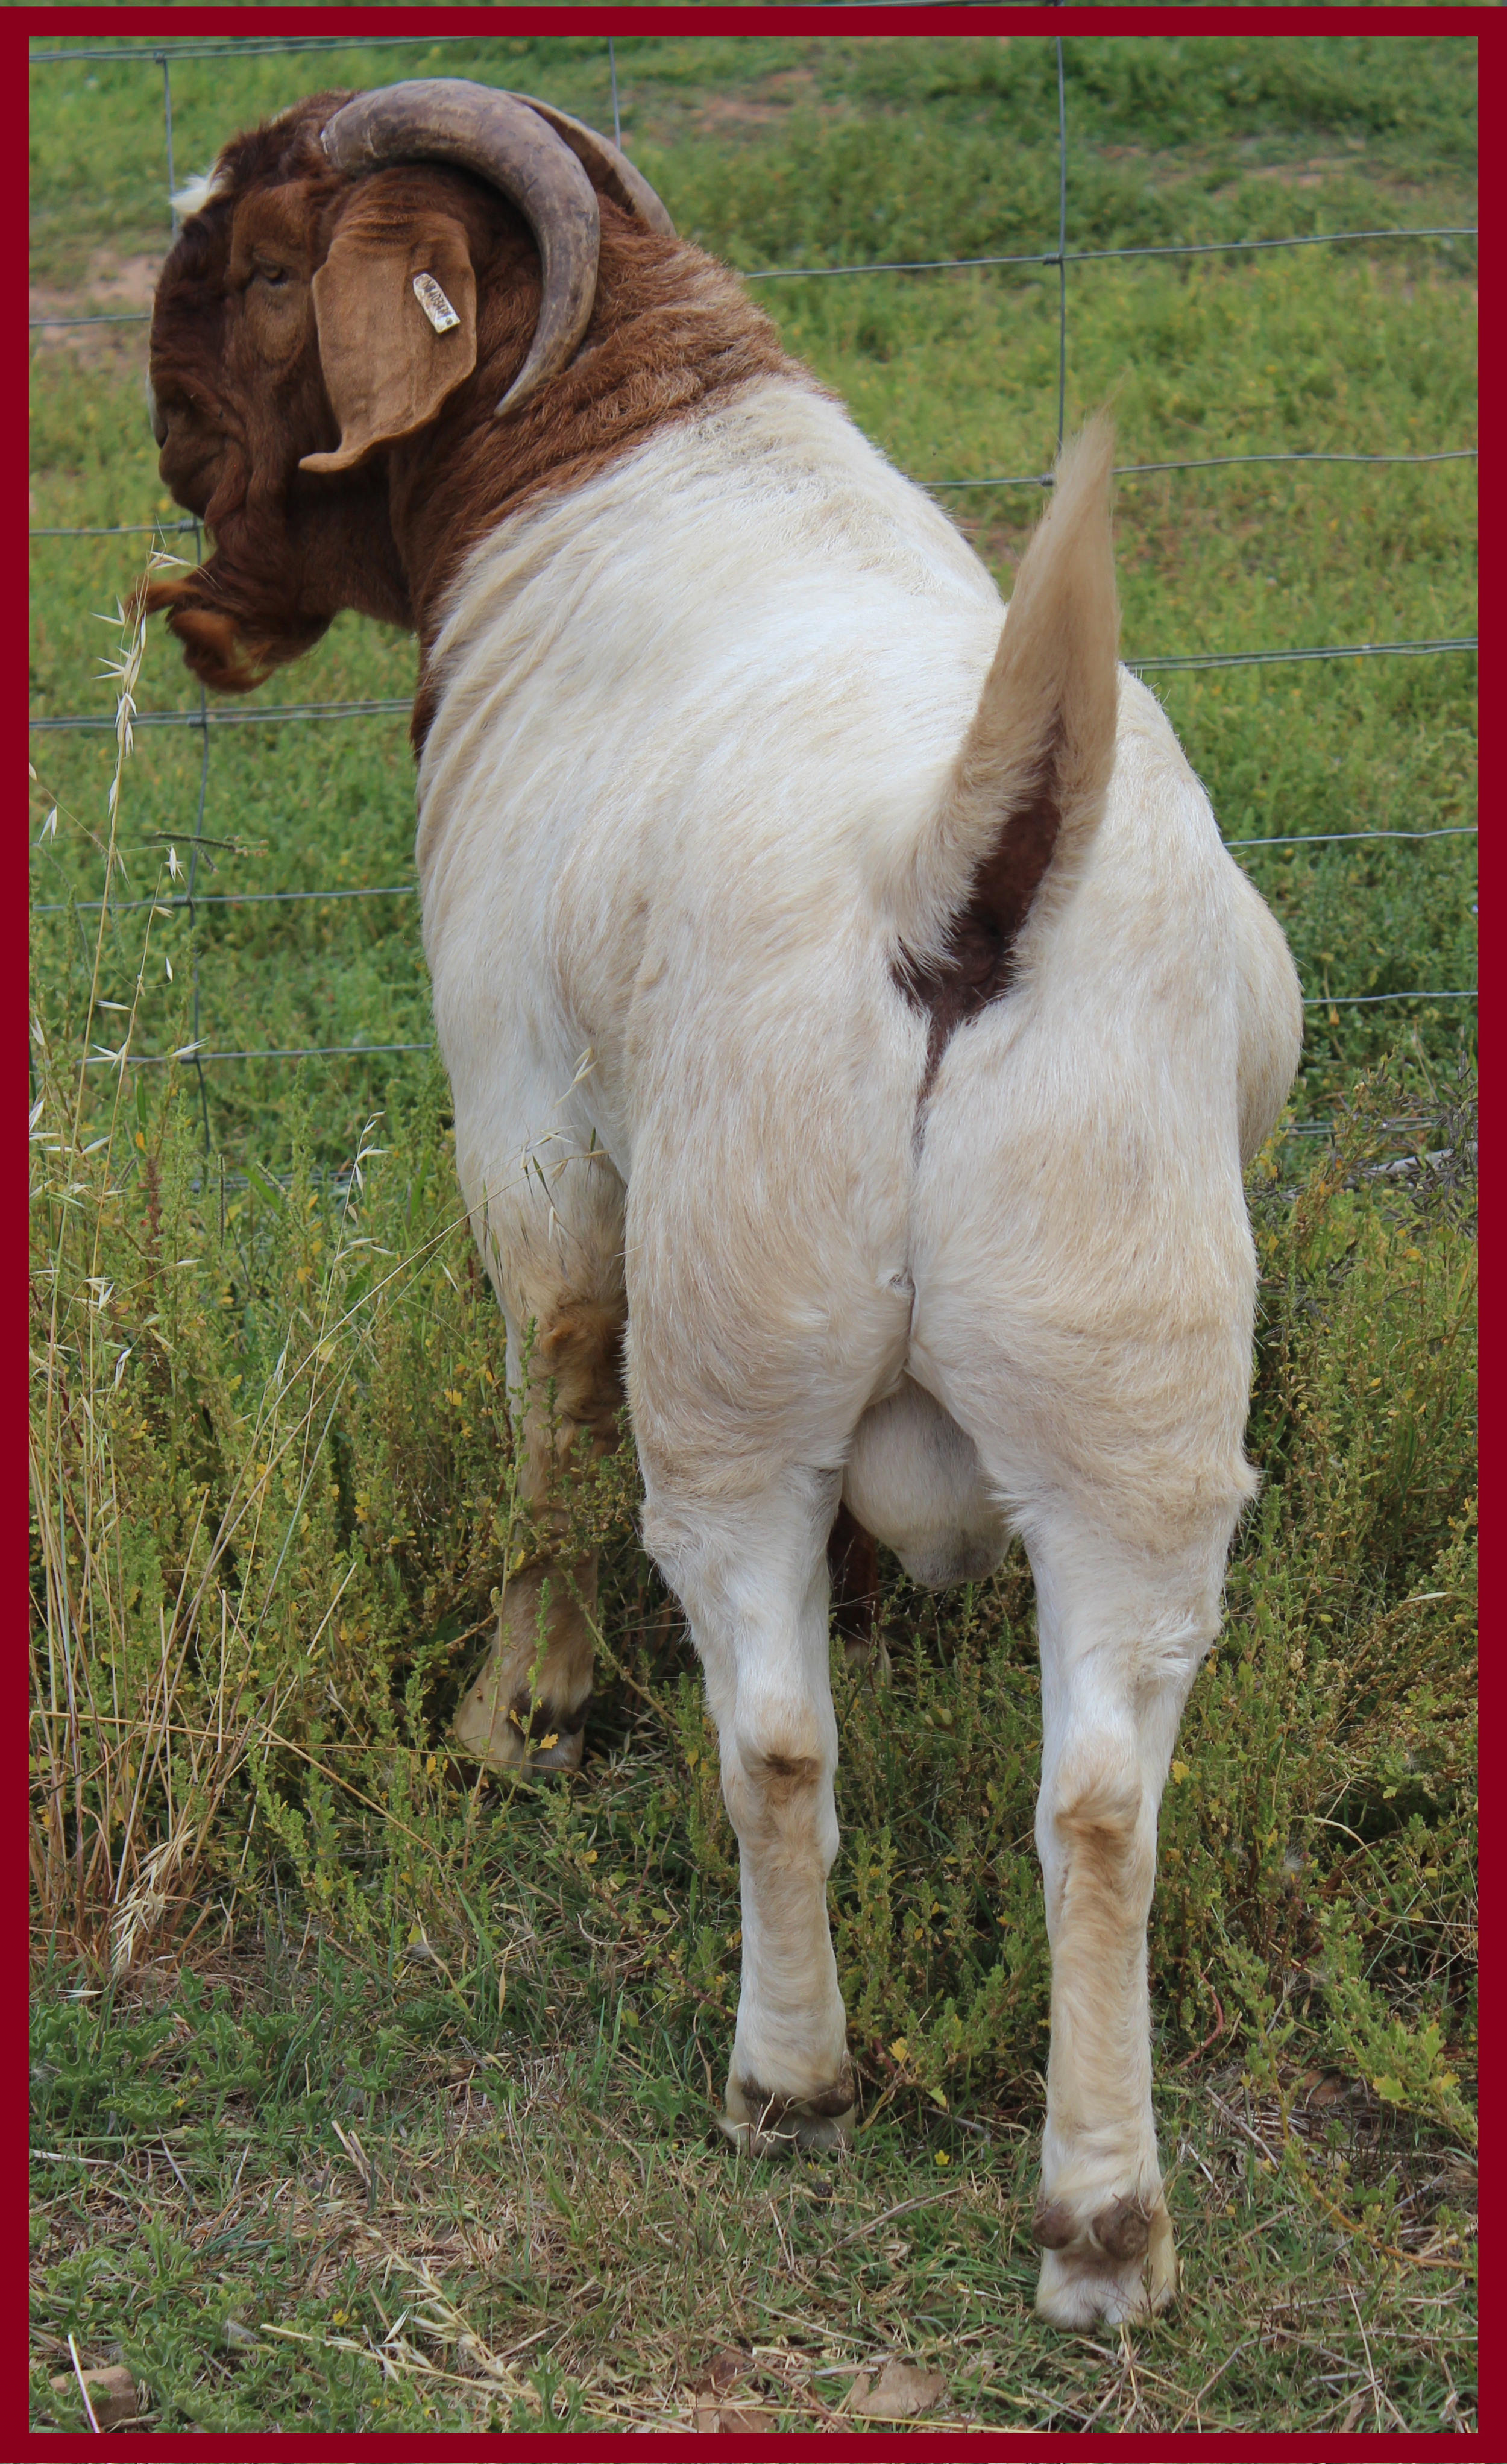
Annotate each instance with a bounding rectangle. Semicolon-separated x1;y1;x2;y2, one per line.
453;1296;625;1775
1032;1740;1175;2322
750;1750;822;1808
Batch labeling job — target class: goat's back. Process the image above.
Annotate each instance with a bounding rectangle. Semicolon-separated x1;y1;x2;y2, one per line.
415;377;1298;1208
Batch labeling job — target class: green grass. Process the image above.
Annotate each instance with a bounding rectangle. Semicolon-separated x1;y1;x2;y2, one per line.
29;1919;1477;2435
26;33;1480;290
30;33;1477;2438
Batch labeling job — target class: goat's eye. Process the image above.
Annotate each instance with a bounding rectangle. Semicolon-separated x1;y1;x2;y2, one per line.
254;262;288;288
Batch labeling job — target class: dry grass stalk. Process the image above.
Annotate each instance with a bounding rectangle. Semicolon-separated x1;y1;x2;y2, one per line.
27;594;394;1980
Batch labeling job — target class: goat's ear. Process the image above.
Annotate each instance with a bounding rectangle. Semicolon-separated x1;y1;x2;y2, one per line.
300;205;477;475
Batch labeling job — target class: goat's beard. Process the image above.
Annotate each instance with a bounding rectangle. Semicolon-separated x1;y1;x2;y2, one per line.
140;544;330;693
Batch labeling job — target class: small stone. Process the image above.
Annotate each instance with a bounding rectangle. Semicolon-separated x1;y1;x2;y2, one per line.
48;2363;137;2428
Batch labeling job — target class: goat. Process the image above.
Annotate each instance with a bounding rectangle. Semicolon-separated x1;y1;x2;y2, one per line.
145;80;1303;2326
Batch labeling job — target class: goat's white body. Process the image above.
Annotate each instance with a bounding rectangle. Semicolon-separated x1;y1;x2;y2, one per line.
417;376;1302;2323
419;378;991;1191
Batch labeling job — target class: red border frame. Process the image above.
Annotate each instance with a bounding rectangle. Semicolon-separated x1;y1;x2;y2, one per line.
20;8;1488;2459
11;7;1502;35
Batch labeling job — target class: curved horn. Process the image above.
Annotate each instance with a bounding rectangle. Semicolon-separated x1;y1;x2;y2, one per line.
319;80;600;420
514;95;675;238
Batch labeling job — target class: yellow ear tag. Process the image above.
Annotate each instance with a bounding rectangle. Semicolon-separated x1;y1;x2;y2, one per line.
412;272;460;335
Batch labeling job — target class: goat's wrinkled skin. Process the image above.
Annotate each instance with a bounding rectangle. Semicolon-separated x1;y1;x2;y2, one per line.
148;90;1303;2325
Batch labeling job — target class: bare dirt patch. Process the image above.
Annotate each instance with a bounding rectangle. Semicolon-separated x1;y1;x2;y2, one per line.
30;247;159;367
691;68;822;134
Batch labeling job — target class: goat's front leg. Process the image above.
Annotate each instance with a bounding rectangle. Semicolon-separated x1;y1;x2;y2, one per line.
647;1470;855;2151
1025;1518;1222;2326
453;1300;624;1773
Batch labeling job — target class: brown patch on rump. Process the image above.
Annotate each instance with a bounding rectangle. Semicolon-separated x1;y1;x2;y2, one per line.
894;424;1118;1117
143;90;800;742
897;743;1061;1104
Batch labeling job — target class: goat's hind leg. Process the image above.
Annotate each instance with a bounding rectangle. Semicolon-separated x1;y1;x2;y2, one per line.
449;1125;627;1774
1024;1514;1230;2325
453;1294;626;1771
461;1305;623;1777
645;1466;857;2153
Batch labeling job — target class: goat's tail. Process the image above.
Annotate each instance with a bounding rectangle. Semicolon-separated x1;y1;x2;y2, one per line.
892;415;1119;989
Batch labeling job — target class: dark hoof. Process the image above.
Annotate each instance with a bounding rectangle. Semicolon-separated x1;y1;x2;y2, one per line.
1093;2192;1153;2261
1032;2198;1076;2251
1033;2193;1178;2325
1034;2190;1153;2261
453;1676;587;1772
722;2068;855;2154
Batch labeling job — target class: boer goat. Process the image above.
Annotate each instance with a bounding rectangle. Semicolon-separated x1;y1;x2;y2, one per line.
146;81;1303;2325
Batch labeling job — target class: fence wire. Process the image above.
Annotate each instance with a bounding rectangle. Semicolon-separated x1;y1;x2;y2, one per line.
76;985;1478;1076
30;227;1479;332
27;638;1479;739
742;224;1477;286
31;822;1479;920
28;34;1477;1126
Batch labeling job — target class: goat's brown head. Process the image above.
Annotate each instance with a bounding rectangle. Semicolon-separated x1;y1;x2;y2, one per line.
145;81;676;692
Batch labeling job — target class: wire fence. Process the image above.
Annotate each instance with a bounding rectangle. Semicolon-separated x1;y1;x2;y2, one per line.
28;34;1478;1121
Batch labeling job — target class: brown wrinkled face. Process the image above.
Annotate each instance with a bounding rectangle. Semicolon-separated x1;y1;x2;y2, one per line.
146;95;418;690
153;183;322;515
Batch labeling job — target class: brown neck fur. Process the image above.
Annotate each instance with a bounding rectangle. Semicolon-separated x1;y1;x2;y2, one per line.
388;198;801;751
145;101;800;747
